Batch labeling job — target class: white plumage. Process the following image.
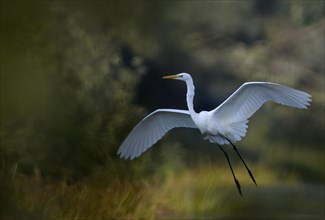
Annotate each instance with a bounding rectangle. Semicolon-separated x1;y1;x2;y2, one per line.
118;73;311;160
118;109;196;159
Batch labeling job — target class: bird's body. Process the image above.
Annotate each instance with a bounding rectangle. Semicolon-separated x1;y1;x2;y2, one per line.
196;81;311;145
118;73;311;195
118;73;311;159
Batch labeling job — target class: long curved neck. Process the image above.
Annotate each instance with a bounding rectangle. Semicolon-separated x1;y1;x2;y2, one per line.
185;78;197;116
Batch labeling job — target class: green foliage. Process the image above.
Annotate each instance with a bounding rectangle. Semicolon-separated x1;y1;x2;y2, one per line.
0;1;324;219
1;2;146;178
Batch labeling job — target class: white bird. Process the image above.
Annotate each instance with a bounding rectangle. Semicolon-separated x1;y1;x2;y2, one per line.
118;73;311;195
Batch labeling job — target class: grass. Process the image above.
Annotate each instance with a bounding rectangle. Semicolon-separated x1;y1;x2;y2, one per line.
1;168;159;220
1;123;324;219
1;152;324;220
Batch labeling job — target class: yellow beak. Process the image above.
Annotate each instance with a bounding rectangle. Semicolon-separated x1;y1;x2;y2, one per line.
162;74;179;79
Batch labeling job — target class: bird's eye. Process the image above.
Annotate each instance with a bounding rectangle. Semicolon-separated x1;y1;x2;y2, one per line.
179;74;183;78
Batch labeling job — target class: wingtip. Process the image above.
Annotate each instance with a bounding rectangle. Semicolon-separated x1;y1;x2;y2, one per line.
119;152;136;160
303;98;312;109
117;151;128;160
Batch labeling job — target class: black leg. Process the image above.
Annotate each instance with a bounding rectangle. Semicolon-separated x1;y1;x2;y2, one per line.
217;144;242;196
224;137;257;186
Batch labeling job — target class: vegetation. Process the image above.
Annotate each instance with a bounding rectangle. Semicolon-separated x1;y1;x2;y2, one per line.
1;1;324;219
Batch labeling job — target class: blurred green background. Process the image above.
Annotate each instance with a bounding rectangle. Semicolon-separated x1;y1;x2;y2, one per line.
0;1;324;219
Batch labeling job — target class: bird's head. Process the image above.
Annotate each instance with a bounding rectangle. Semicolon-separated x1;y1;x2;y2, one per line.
162;73;191;81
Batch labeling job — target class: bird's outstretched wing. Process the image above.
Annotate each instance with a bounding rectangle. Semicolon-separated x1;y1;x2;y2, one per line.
211;82;312;143
118;109;197;160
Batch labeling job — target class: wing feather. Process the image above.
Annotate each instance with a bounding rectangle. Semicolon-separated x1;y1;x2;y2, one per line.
212;82;311;142
118;109;197;160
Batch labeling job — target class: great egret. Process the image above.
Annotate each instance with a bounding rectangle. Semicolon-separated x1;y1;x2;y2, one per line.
118;73;311;195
